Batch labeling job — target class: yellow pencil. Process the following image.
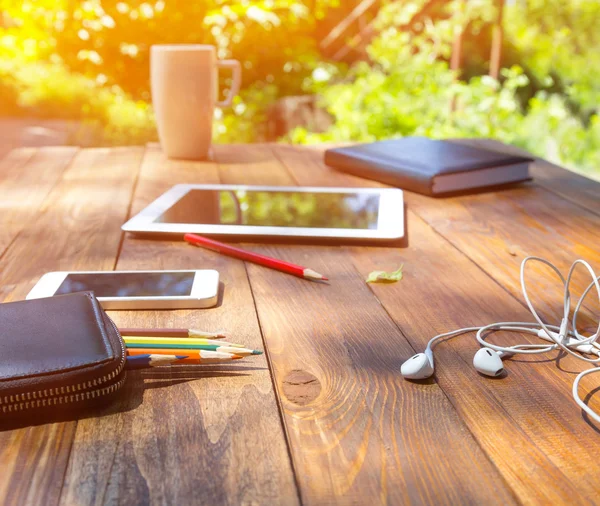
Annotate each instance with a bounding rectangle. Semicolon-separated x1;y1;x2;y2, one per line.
122;336;244;348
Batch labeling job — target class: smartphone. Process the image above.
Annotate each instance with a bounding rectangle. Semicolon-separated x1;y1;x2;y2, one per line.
121;184;404;241
26;270;219;310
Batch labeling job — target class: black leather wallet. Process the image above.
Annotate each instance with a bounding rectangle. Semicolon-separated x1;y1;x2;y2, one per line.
0;292;126;418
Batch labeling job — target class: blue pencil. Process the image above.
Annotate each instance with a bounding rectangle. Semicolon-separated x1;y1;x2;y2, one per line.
125;351;243;369
126;354;189;369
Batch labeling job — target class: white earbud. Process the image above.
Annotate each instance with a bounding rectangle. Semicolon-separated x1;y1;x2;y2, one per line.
400;350;434;380
400;327;483;380
473;348;510;377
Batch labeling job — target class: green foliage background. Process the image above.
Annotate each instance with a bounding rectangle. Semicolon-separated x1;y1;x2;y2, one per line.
292;0;600;178
0;0;598;177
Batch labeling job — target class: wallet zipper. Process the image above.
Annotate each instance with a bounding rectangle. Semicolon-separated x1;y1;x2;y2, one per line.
1;318;127;414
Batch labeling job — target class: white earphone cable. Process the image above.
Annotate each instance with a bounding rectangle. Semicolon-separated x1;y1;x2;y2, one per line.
573;367;600;423
419;256;600;424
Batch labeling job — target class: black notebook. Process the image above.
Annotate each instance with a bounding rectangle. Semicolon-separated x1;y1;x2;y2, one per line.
324;138;533;196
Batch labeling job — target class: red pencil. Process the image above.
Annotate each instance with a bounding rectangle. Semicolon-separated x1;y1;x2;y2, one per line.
184;233;328;282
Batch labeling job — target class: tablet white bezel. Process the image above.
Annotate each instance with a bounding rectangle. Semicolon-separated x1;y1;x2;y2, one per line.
121;184;404;240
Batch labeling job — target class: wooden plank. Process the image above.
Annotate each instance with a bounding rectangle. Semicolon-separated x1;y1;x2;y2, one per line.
278;141;600;324
347;215;600;503
59;146;300;506
0;146;35;178
276;143;600;322
0;147;144;506
450;138;600;216
216;144;293;185
406;185;600;320
0;147;77;255
0;147;144;303
0;145;13;161
214;144;517;505
0;424;77;506
274;144;600;504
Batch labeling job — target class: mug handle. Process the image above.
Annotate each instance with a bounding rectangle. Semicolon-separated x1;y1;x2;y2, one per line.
216;60;242;107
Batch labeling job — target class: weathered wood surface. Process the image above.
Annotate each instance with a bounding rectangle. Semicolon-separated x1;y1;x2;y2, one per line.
214;144;516;505
0;146;77;254
452;137;600;216
0;142;599;505
0;147;143;506
274;144;600;504
59;146;299;506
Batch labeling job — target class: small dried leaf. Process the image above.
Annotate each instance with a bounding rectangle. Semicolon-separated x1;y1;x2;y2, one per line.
366;265;404;284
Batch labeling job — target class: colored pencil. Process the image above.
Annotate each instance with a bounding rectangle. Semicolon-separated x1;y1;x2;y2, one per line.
124;342;253;351
126;354;189;369
119;328;227;339
184;233;328;282
127;347;262;357
122;336;244;348
126;352;242;369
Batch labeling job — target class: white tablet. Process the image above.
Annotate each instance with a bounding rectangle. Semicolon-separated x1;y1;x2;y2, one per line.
122;185;404;241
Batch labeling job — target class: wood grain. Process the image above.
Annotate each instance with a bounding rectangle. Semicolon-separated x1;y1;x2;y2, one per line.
0;424;76;506
348;219;600;503
450;138;600;216
406;184;600;322
410;140;600;336
0;146;77;254
214;144;517;505
0;147;144;303
0;146;144;506
275;143;600;504
59;146;300;506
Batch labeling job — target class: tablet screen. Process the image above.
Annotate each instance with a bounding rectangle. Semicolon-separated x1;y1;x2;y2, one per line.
153;190;380;229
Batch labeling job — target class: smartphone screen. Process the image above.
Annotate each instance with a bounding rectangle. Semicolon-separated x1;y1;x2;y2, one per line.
54;272;195;298
153;189;381;229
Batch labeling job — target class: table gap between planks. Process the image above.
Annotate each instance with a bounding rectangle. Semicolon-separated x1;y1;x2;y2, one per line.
0;141;598;506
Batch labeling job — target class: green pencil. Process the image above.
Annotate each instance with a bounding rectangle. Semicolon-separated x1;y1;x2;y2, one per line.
125;342;263;355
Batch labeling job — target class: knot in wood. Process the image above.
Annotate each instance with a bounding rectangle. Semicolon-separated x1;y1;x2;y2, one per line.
281;369;321;406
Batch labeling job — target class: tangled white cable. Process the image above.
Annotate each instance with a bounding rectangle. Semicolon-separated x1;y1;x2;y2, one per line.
400;256;600;424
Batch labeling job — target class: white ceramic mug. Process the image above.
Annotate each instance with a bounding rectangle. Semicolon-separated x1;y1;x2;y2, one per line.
151;45;241;160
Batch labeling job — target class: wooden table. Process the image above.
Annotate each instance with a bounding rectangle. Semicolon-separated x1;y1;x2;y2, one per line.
1;141;599;505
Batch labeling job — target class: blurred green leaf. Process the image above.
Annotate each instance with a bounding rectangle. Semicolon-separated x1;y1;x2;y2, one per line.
366;265;404;284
